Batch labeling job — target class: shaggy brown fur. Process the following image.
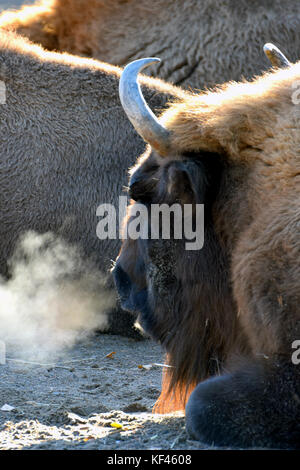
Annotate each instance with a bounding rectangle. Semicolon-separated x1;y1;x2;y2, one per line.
1;0;300;88
0;30;185;336
113;63;300;446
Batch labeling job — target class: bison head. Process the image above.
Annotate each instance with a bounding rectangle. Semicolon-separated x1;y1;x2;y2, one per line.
113;59;253;388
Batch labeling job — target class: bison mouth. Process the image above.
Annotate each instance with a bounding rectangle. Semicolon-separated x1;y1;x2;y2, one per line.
112;262;148;316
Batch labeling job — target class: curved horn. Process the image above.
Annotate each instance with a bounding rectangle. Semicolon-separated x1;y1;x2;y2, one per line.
119;58;171;154
263;43;290;68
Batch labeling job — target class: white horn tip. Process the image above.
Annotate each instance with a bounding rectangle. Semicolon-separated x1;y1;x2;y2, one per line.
263;43;290;67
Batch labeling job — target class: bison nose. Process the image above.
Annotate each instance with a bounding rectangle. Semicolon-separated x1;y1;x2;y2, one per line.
112;262;148;314
112;262;132;305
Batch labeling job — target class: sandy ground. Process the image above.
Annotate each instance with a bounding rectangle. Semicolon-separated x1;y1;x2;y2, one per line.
0;333;210;450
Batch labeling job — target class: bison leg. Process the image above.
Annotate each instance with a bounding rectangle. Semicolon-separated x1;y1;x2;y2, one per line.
185;360;300;449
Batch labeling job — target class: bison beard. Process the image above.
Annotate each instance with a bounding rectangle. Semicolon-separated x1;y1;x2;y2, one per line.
129;153;250;383
114;57;300;448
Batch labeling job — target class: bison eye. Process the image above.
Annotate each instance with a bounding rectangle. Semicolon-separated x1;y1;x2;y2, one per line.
129;165;158;202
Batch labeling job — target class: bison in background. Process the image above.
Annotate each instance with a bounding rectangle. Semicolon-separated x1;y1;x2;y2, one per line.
0;30;187;337
113;51;300;448
1;0;300;89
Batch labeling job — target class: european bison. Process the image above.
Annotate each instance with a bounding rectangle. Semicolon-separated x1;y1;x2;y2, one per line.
0;30;186;336
1;0;300;89
113;49;300;448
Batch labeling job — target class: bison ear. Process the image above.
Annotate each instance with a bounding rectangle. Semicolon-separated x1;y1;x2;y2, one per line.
165;161;209;205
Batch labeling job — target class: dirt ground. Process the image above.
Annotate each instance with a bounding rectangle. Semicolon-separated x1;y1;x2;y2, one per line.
0;333;211;450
